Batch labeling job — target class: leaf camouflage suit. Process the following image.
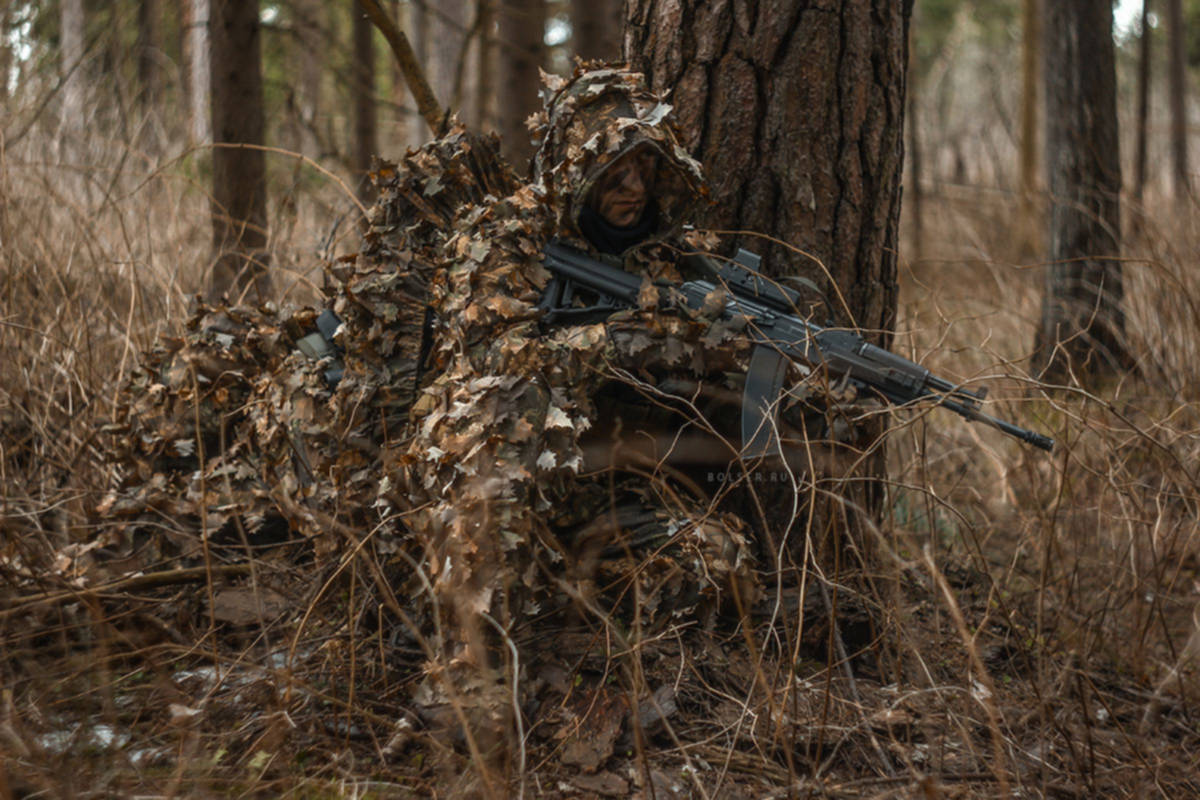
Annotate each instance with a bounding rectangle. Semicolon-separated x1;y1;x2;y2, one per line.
104;64;855;761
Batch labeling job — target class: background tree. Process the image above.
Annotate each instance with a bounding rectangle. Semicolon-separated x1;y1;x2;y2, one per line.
475;0;494;131
0;3;11;105
1167;0;1190;200
625;0;910;343
571;0;621;62
1019;0;1040;198
410;0;431;149
497;0;545;169
903;0;1004;257
435;0;469;118
183;0;211;144
1134;0;1153;209
352;6;378;202
136;0;162;108
903;1;1019;192
907;15;924;261
208;0;270;301
1018;0;1041;253
1034;0;1126;383
386;0;410;148
626;0;911;547
60;0;85;128
293;0;325;158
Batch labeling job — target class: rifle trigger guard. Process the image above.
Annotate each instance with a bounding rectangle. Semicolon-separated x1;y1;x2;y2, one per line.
742;345;790;460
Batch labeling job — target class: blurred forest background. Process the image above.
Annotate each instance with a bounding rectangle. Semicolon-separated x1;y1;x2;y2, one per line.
4;0;1198;368
5;0;1200;797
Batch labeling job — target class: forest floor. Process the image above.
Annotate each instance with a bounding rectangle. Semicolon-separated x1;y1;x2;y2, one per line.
4;130;1200;798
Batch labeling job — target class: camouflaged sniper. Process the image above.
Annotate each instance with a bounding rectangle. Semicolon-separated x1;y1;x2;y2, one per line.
379;65;772;747
103;67;812;612
399;64;762;633
104;67;795;756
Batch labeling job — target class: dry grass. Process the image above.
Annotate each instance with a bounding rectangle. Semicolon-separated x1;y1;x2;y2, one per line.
4;100;1200;799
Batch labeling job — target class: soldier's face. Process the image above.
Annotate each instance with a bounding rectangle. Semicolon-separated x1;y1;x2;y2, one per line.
592;147;658;228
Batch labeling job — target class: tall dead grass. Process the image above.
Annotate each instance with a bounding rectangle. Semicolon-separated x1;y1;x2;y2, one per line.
886;182;1200;795
0;103;351;505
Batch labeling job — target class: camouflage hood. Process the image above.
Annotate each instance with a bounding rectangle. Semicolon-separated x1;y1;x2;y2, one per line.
528;63;707;250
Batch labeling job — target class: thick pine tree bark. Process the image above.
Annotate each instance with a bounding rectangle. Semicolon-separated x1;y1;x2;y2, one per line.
1035;0;1126;383
497;0;544;171
625;1;908;344
208;0;270;302
571;0;621;63
626;1;910;555
352;6;378;202
1166;0;1190;201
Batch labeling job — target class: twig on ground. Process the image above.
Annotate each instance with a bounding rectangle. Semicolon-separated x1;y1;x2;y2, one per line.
0;563;252;619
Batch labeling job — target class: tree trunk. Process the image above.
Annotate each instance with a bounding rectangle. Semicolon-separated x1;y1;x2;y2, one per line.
902;9;921;262
475;0;494;131
352;6;378;202
1018;0;1042;253
625;1;908;342
1134;0;1152;211
208;0;270;302
1166;0;1190;201
571;0;621;63
907;25;923;262
0;3;13;105
411;0;431;149
60;0;86;128
1035;0;1126;383
137;0;162;107
435;0;470;116
497;0;545;171
295;0;324;158
1020;0;1040;199
183;0;211;144
390;0;410;147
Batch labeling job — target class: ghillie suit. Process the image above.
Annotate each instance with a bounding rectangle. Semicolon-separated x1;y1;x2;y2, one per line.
392;66;780;754
101;128;522;563
103;65;872;774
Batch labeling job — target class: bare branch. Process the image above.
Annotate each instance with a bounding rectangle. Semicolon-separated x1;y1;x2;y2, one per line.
356;0;446;136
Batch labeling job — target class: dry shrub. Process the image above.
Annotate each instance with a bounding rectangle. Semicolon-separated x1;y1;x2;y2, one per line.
885;183;1200;796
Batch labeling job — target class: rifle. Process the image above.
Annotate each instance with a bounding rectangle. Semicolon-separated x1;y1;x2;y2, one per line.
538;240;1055;455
